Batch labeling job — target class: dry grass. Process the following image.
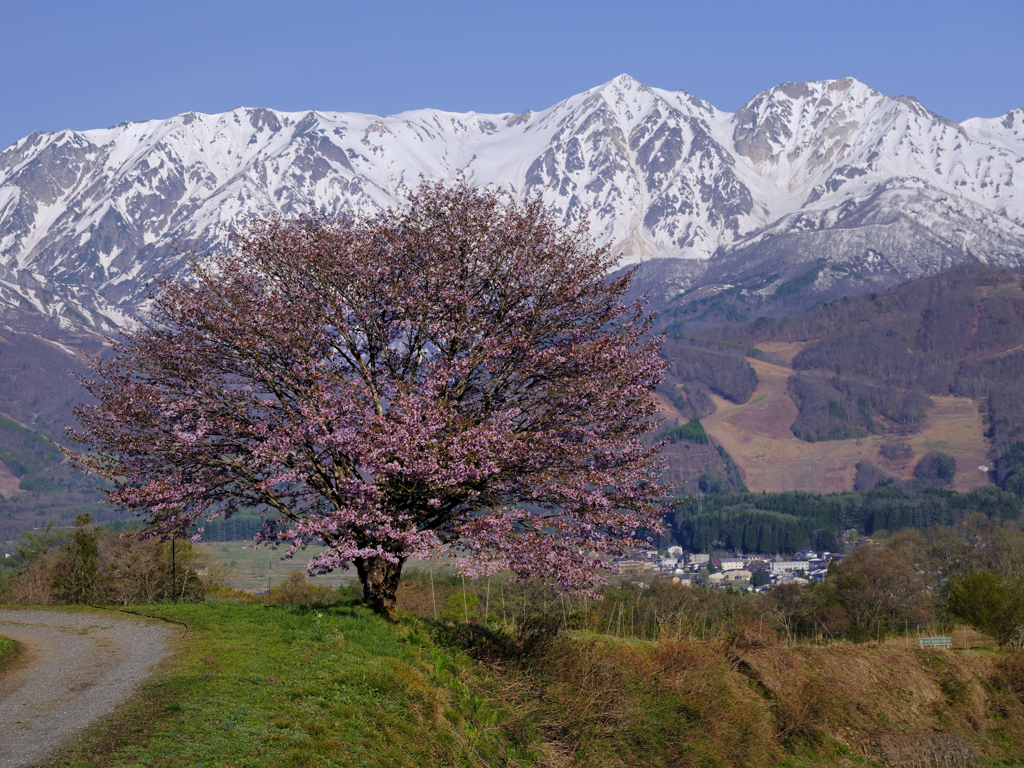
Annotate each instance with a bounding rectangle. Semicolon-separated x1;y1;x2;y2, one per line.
702;355;991;494
729;640;1024;765
459;618;1024;767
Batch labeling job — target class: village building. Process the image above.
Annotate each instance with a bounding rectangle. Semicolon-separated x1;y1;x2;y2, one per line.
769;560;806;575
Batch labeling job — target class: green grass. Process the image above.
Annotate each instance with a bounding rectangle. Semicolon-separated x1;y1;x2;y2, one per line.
0;635;21;673
42;602;539;768
32;600;1024;768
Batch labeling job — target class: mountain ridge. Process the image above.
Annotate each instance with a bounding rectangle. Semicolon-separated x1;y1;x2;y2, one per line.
0;74;1022;339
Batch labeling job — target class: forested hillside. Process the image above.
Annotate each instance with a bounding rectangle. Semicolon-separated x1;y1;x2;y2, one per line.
0;331;108;542
661;265;1024;501
6;265;1024;549
669;486;1021;554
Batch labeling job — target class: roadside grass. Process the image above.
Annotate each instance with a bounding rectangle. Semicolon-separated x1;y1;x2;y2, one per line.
40;601;541;768
0;634;21;673
28;597;1024;768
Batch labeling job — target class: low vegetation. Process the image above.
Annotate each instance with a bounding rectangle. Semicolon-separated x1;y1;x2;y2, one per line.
0;634;21;673
36;594;1024;768
43;601;542;768
0;514;208;606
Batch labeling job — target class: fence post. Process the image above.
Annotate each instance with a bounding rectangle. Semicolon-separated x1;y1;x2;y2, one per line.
430;566;437;621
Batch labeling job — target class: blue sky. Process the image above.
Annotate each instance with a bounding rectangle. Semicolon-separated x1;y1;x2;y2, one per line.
2;0;1020;150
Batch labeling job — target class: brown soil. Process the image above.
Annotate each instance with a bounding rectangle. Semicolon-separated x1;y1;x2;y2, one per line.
702;356;991;494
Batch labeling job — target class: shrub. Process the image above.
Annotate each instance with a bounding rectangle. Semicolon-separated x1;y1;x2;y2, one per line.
441;591;480;623
947;571;1024;649
268;571;338;605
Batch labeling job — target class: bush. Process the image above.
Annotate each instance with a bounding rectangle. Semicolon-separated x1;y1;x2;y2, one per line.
947;571;1024;649
268;571;338;605
3;523;212;605
49;513;107;604
441;591;480;623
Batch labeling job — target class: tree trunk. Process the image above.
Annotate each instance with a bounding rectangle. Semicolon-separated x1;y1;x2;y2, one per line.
355;555;405;619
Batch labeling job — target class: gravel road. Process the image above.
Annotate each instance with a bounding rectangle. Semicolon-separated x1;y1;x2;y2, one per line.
0;609;178;768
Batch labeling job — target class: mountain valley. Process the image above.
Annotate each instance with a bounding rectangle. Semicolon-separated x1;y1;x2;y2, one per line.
1;76;1023;539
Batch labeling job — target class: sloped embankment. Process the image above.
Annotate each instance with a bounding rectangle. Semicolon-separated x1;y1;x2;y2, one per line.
482;626;1024;767
725;631;1024;767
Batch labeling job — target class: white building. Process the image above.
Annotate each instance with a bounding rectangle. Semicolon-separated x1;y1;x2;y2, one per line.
689;553;710;565
719;558;745;571
770;561;806;575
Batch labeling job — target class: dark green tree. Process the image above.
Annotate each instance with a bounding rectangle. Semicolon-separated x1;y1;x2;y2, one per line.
50;513;108;604
947;570;1024;649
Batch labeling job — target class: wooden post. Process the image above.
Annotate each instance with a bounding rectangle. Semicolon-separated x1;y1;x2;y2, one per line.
430;566;437;621
171;536;176;604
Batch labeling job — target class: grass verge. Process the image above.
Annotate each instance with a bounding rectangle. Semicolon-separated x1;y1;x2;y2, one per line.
33;601;1024;768
0;634;21;673
41;601;541;768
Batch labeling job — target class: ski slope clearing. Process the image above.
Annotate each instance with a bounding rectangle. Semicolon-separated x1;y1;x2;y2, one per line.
702;351;990;494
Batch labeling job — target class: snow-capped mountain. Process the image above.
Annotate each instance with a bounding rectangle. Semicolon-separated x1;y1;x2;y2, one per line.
1;75;1022;335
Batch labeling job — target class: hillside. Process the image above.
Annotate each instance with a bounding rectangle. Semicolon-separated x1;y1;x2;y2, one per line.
701;347;990;494
658;265;1024;499
0;329;109;543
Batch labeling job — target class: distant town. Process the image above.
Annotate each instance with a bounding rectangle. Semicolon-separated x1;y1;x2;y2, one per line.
614;541;850;591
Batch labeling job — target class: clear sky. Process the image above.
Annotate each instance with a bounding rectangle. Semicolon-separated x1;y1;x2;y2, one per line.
2;0;1021;151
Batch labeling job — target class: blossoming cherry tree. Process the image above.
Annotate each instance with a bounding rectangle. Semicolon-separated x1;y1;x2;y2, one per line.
71;180;667;617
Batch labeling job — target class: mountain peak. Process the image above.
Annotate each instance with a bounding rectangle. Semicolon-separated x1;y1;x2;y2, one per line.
0;75;1021;337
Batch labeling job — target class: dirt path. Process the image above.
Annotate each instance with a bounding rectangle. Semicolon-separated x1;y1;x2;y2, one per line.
0;609;177;768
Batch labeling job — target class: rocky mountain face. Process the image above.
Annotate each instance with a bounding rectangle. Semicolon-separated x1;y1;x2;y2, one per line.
0;75;1022;338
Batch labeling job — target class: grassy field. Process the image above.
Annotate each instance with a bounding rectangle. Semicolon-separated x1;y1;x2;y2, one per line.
194;542;461;593
0;634;20;673
194;542;359;592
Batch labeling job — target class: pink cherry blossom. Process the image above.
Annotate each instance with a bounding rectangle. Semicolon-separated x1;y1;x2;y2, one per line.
69;179;668;618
